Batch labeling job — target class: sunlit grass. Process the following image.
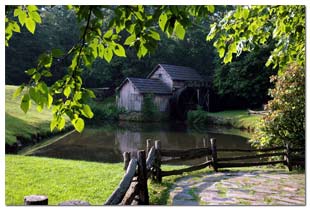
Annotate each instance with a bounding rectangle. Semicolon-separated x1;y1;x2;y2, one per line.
5;85;70;145
5;155;124;205
5;155;189;205
206;110;262;130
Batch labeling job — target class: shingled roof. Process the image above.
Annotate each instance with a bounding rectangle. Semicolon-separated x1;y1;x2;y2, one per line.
148;64;204;81
118;77;172;94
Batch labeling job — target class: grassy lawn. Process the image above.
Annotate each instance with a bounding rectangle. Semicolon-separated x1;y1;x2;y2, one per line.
5;155;124;205
5;155;186;205
5;85;68;145
206;110;263;131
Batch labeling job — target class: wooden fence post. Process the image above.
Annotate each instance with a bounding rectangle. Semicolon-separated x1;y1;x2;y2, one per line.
123;152;131;171
146;139;152;155
24;195;48;205
154;140;162;182
285;143;292;171
210;138;218;172
137;150;149;205
203;137;209;162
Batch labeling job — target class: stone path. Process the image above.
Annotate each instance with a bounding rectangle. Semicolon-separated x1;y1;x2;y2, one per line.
169;170;305;205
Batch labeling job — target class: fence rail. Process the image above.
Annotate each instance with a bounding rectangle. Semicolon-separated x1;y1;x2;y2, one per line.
25;138;304;206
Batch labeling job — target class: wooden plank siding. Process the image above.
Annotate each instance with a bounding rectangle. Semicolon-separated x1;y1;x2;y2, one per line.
148;66;173;90
153;95;170;112
118;81;143;111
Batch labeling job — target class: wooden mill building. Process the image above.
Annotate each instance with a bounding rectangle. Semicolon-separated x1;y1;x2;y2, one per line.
116;64;210;119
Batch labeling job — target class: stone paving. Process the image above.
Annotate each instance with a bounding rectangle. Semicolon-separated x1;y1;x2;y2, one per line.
168;170;305;206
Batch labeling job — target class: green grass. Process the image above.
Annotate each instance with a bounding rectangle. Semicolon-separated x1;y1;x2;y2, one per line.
5;85;70;145
206;110;263;131
5;155;187;205
5;155;124;205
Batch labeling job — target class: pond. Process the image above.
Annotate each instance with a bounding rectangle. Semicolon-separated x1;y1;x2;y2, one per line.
26;122;254;165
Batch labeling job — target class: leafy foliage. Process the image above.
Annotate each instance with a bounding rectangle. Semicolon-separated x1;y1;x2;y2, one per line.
207;6;305;71
250;64;305;148
213;44;277;108
89;101;124;122
187;106;208;124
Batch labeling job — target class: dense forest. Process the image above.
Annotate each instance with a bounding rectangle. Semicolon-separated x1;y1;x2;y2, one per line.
6;6;276;110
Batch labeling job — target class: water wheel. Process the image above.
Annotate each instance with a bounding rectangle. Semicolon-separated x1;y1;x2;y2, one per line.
170;87;198;120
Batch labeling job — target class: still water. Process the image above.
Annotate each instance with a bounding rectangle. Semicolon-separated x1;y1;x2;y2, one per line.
28;122;253;165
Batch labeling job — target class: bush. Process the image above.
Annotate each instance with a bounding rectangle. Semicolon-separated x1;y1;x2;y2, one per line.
141;94;159;121
89;100;125;122
250;64;305;149
187;106;208;124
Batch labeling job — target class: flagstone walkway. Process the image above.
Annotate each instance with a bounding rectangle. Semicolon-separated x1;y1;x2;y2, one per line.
168;170;305;205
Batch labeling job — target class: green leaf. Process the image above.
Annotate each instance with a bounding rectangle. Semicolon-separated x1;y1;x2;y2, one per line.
158;13;168;32
41;70;53;77
103;47;113;63
104;29;113;39
25;68;36;76
27;5;38;12
70;54;79;70
174;21;186;40
64;86;71;98
137;44;148;58
85;89;96;98
20;94;31;114
98;44;104;58
13;85;24;99
124;34;136;46
58;117;66;130
29;11;42;23
149;30;160;41
38;53;53;68
72;118;84;133
223;52;233;64
36;104;43;112
32;72;41;82
25;18;36;34
219;47;225;58
113;44;126;57
206;23;217;41
47;94;53;109
17;10;27;26
12;21;21;32
52;48;65;58
50;118;57;131
206;5;215;13
81;104;94;118
29;87;39;103
13;7;21;17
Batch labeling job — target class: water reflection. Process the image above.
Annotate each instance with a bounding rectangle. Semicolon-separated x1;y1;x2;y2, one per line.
29;122;252;164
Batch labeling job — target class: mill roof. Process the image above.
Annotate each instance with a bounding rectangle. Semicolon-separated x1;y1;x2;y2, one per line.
118;77;172;94
148;64;204;81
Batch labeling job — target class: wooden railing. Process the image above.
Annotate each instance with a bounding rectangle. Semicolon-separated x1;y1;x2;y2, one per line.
104;138;304;205
104;139;160;205
158;138;304;176
26;138;304;205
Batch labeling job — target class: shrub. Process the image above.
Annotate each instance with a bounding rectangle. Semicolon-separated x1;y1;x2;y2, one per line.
89;100;125;122
141;94;159;121
250;64;305;149
187;106;208;124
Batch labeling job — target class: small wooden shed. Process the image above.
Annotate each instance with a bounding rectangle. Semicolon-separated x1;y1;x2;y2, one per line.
117;64;210;118
116;77;171;112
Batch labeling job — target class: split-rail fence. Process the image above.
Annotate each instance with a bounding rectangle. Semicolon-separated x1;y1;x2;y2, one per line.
25;138;304;205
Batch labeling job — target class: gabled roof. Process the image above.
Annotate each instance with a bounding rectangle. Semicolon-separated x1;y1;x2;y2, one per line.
147;64;204;81
118;77;172;94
